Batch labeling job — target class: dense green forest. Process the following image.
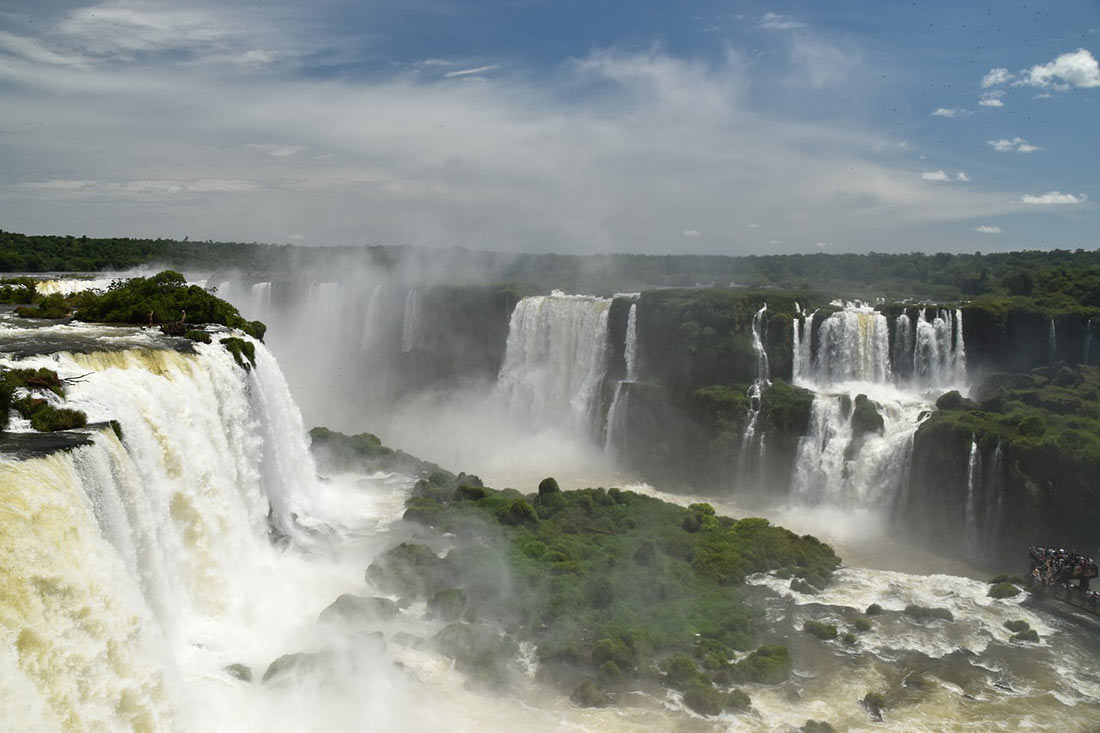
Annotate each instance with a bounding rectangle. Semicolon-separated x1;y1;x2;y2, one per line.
3;229;1100;301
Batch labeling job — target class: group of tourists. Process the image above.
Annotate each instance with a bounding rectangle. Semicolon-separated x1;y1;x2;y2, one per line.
1028;546;1097;587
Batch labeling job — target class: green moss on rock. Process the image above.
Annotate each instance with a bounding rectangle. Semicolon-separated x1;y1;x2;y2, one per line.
803;620;839;641
988;582;1020;599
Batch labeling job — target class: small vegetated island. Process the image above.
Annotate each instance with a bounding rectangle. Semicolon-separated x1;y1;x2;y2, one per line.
311;428;840;717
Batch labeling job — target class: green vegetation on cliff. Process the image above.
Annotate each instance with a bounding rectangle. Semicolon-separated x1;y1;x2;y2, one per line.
0;367;87;433
69;271;266;340
926;364;1100;462
364;464;839;711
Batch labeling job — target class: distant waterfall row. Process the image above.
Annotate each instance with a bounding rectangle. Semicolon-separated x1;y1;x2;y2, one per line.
793;303;967;389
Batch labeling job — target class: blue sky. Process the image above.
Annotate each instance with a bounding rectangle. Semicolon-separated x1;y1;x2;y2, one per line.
0;0;1097;255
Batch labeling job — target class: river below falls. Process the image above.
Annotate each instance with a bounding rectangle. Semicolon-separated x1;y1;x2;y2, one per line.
186;464;1100;732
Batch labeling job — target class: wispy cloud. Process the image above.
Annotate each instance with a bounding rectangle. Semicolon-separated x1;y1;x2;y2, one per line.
979;95;1004;107
682;229;701;237
444;64;500;78
759;13;805;30
974;225;1002;234
246;143;305;158
1020;191;1087;205
988;137;1040;153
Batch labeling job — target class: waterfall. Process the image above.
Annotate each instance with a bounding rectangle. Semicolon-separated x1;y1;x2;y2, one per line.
605;302;639;454
361;285;386;348
738;305;770;483
912;308;966;388
952;309;967;382
623;303;639;382
604;382;630;455
792;309;816;384
799;304;965;389
1049;318;1057;362
987;441;1006;545
401;289;421;353
965;439;982;551
248;282;272;318
1085;320;1093;365
214;280;233;300
809;304;891;385
498;292;612;434
750;304;770;384
792;392;922;508
892;313;913;383
0;330;321;730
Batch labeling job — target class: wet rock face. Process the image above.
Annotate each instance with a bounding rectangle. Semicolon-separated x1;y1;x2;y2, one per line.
905;365;1100;564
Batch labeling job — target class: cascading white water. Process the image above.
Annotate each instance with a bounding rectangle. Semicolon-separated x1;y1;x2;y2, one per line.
987;441;1005;543
498;292;611;434
35;277;119;296
739;305;770;482
750;303;770;384
965;439;982;551
361;284;386;348
605;302;638;453
248;282;272;319
809;304;891;385
893;313;913;381
789;303;961;515
791;388;922;509
912;308;967;388
1049;318;1058;362
401;289;421;353
0;328;329;731
623;303;638;382
791;307;816;383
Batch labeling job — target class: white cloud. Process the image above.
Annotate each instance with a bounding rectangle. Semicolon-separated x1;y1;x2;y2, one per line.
974;225;1002;234
1018;48;1100;88
921;170;969;182
815;241;831;248
931;107;971;117
982;67;1012;87
979;95;1004;107
444;65;499;78
988;137;1040;153
682;229;702;237
747;223;759;228
1020;191;1087;205
759;13;805;30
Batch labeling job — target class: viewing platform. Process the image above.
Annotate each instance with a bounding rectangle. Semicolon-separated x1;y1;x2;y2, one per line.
1027;546;1100;616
